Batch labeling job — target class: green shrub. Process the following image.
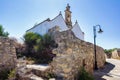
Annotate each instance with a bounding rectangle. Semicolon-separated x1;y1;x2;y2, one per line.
0;25;9;37
44;72;56;79
104;48;118;53
76;67;94;80
0;69;10;80
22;32;56;64
0;68;16;80
8;69;16;79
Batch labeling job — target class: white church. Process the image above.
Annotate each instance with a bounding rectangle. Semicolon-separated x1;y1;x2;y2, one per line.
26;4;84;40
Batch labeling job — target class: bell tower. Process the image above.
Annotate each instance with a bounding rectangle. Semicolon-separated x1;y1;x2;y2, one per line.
65;4;72;28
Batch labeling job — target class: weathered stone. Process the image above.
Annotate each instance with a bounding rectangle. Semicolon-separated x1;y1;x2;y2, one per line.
105;49;120;59
0;37;17;71
111;49;120;59
50;30;105;80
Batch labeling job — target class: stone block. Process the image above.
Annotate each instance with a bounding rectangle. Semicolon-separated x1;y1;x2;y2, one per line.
50;30;105;80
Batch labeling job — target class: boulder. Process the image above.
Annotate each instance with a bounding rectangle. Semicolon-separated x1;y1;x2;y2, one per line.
49;30;105;80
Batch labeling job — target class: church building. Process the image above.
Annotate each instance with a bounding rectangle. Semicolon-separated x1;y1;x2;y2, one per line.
26;4;84;40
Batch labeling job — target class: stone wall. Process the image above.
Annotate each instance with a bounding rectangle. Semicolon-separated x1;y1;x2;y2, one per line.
105;52;112;58
50;30;105;80
111;49;120;59
118;49;120;57
0;37;16;71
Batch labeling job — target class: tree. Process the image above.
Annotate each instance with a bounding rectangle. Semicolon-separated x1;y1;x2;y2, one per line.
104;48;118;53
23;32;42;57
0;25;9;37
23;32;56;63
24;32;42;47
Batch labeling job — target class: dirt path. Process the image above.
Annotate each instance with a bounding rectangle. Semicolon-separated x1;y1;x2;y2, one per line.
94;59;120;80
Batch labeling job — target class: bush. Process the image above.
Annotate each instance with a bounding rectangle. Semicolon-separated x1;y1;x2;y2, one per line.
76;67;94;80
104;48;118;53
0;69;10;80
0;25;9;37
8;69;16;79
0;68;16;80
39;70;56;79
22;32;56;64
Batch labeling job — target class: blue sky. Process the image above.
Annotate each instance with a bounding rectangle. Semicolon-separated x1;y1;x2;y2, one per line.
0;0;120;49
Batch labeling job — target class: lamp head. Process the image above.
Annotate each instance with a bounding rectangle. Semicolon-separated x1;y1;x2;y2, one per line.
98;28;103;33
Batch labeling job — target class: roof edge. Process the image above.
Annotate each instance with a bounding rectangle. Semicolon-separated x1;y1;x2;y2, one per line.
72;20;84;33
26;18;50;32
26;12;65;32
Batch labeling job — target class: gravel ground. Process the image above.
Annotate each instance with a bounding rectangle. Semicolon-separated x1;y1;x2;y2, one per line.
94;59;120;80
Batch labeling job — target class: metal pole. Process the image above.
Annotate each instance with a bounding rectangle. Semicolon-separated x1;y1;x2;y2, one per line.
93;26;98;70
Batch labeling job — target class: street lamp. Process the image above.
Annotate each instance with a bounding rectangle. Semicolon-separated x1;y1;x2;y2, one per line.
93;25;103;70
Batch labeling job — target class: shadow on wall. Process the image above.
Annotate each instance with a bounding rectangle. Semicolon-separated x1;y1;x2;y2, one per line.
94;62;115;80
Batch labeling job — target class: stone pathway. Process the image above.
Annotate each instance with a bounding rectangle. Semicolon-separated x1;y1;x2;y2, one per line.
17;61;55;80
94;59;120;80
26;64;50;71
26;64;55;80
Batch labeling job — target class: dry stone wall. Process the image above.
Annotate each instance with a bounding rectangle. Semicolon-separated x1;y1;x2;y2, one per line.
118;49;120;57
0;37;16;71
111;49;120;59
49;30;105;80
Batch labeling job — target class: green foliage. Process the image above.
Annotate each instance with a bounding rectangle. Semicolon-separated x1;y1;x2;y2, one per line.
76;67;94;80
45;73;56;79
8;69;16;79
0;68;16;80
23;32;42;56
24;32;42;47
42;34;52;47
40;71;56;79
0;69;10;80
104;48;118;53
47;73;55;79
22;32;56;63
0;25;9;37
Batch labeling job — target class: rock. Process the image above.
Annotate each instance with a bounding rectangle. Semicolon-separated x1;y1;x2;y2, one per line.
16;63;53;80
49;29;105;80
49;78;56;80
0;37;17;71
111;49;120;59
26;64;50;71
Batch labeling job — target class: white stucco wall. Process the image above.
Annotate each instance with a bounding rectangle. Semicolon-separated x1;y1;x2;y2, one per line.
49;14;68;31
72;23;84;40
28;21;49;35
27;14;84;40
27;14;68;35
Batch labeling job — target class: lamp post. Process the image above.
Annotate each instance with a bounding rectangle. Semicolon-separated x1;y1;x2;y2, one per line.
93;25;103;70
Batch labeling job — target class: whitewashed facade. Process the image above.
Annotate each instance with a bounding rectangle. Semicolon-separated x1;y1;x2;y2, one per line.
72;21;84;40
26;4;84;40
